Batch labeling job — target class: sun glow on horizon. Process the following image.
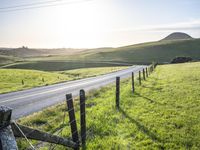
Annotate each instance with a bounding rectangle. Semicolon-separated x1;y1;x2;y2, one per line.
0;0;200;48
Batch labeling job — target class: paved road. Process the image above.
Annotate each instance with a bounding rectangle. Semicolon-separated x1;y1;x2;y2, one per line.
0;65;146;119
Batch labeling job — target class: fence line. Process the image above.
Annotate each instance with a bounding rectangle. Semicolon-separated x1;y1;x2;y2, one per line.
0;63;157;150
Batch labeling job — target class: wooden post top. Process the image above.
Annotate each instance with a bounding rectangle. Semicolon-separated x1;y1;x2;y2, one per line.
0;106;12;128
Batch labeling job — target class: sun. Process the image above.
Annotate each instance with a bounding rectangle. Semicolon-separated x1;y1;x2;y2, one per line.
42;0;109;48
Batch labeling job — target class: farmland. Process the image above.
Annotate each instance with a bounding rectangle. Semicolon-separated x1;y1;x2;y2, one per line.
17;62;200;149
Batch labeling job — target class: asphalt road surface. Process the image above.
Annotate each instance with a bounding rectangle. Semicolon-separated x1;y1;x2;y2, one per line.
0;65;146;119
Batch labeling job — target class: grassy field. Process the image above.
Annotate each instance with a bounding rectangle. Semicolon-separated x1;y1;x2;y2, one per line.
0;67;127;94
17;62;200;149
2;39;200;71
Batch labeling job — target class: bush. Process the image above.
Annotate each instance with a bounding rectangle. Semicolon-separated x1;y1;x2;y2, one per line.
171;56;192;64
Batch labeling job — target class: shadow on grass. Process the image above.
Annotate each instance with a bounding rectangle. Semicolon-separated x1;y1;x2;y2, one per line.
134;92;164;106
119;108;163;146
141;84;163;91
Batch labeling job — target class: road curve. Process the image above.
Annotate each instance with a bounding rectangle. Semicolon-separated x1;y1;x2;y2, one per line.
0;65;146;119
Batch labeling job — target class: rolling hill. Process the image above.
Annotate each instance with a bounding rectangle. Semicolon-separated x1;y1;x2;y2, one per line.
1;33;200;70
0;47;86;58
82;38;200;64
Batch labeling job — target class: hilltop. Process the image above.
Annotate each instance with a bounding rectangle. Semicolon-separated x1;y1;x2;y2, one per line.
162;32;193;41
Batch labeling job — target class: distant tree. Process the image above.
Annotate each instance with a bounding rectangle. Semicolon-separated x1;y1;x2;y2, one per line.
171;56;192;64
22;46;28;49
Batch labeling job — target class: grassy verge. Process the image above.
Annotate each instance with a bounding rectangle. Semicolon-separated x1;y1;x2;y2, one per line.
0;66;127;94
17;62;200;149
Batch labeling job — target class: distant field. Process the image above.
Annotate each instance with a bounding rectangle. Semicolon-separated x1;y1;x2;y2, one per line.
1;61;129;71
1;39;200;71
0;55;21;66
0;66;127;94
17;62;200;149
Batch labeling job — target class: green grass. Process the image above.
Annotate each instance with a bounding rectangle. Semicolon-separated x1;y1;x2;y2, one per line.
16;62;200;149
0;69;69;94
0;67;127;94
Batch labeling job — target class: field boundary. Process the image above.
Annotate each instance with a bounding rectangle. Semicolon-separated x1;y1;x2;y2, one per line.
0;63;157;149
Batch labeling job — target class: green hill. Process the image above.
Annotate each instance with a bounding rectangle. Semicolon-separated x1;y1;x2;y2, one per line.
82;38;200;64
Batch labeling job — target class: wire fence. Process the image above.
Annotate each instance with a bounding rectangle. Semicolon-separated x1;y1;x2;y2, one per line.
0;63;157;150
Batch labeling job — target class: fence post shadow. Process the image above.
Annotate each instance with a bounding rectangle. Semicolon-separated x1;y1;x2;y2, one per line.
118;107;162;144
133;92;164;106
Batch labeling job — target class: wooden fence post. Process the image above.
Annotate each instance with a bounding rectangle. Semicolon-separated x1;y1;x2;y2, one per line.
148;67;150;75
0;106;18;150
80;90;86;147
143;69;146;80
146;68;148;78
116;77;120;109
132;72;135;93
152;64;154;72
139;71;141;85
66;94;79;150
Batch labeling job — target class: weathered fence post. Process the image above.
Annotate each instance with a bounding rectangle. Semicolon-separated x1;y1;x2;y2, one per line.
116;77;120;109
152;64;154;72
21;80;24;85
132;72;135;93
139;71;141;85
143;69;146;80
146;68;148;78
80;90;86;147
66;94;79;150
148;67;150;75
0;106;18;150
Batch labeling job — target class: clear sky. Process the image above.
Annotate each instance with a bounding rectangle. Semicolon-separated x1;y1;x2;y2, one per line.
0;0;200;48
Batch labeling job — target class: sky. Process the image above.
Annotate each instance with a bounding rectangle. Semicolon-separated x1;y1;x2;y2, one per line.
0;0;200;48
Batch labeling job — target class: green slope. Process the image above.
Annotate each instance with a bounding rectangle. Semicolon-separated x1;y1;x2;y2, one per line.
83;39;200;63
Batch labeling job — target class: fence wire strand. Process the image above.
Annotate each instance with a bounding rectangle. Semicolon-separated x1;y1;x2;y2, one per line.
13;121;36;150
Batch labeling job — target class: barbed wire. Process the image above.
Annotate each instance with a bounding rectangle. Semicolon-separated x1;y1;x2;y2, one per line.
13;121;36;150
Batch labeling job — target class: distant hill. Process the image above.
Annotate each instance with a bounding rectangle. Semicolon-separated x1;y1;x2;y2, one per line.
3;38;200;71
1;34;200;69
0;47;86;58
162;32;193;41
81;38;200;64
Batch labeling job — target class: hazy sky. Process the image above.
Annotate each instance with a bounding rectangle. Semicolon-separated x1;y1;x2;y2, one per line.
0;0;200;48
